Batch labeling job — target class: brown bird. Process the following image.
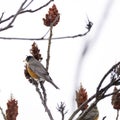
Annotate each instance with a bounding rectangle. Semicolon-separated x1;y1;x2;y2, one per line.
78;105;99;120
25;56;59;89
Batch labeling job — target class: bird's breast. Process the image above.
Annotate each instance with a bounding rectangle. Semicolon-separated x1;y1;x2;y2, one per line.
27;65;39;80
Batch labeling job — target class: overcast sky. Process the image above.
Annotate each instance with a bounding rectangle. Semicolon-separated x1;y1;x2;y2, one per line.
0;0;120;120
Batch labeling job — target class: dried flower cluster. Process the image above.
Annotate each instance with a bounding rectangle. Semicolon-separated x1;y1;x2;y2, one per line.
111;86;120;110
6;97;18;120
76;85;88;111
43;4;60;27
30;42;42;61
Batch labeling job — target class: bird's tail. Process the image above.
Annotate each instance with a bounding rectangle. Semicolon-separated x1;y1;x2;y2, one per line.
49;80;59;89
45;75;59;89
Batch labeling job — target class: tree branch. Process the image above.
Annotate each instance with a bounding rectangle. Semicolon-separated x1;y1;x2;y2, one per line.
96;61;120;97
0;106;6;120
35;84;54;120
116;110;119;120
0;12;4;22
46;25;53;71
68;94;96;120
0;28;91;40
46;15;60;71
57;102;68;120
69;61;120;120
39;81;47;107
76;101;98;120
0;0;28;31
21;0;54;13
102;116;106;120
0;0;53;24
22;0;34;10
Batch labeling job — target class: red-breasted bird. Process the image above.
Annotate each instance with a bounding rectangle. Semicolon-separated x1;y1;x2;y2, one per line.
25;56;59;89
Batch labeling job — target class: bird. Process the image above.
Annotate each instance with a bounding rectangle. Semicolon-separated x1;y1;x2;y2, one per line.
25;56;59;89
78;105;99;120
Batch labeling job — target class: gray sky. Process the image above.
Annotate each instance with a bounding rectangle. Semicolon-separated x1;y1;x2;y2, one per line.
0;0;119;119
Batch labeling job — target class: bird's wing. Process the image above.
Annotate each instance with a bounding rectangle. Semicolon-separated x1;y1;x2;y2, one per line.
29;60;49;77
29;59;59;89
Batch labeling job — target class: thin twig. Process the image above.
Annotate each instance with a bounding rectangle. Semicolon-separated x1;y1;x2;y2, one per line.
68;94;96;120
39;81;47;106
0;0;53;24
102;116;106;120
103;89;120;98
76;101;98;120
69;62;120;120
0;12;4;22
22;0;34;10
46;15;60;71
35;84;44;104
0;0;28;31
41;28;50;39
57;102;68;120
0;29;91;40
116;110;119;120
46;25;53;71
20;0;54;13
35;84;54;120
96;61;120;97
0;106;6;120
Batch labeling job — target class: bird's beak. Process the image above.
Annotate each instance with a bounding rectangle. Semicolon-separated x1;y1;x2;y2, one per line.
23;59;26;62
23;55;27;62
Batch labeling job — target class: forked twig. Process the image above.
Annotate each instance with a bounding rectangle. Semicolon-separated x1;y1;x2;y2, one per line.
57;102;68;120
0;0;53;32
22;0;34;10
96;61;120;97
0;0;28;31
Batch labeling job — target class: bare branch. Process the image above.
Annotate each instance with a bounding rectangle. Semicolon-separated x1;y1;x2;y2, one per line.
22;0;34;10
0;0;53;24
0;106;6;120
76;101;98;120
39;81;47;106
116;110;119;120
96;61;120;96
103;89;120;98
0;28;91;40
46;25;53;71
35;84;54;120
68;94;96;120
46;15;60;71
0;12;4;22
57;102;68;120
22;0;54;13
102;116;106;120
69;61;120;120
0;0;28;31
